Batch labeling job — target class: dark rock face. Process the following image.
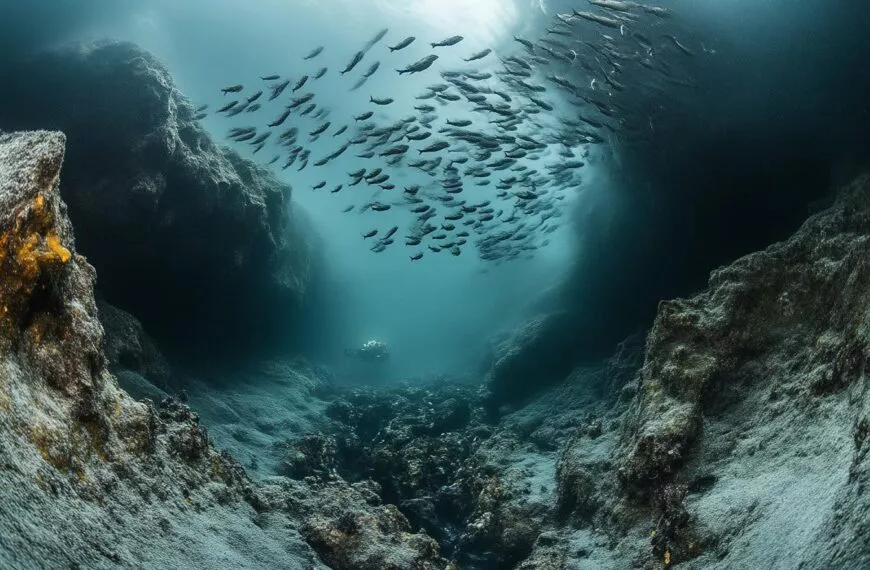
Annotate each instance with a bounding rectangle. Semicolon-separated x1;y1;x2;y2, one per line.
0;131;448;570
99;300;171;390
0;41;322;357
483;312;584;413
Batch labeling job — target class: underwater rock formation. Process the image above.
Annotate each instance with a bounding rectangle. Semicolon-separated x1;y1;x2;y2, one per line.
482;312;583;414
99;300;172;393
612;173;870;568
0;130;447;570
0;41;322;357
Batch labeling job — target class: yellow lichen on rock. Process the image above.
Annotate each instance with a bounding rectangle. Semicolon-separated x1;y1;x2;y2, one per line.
0;192;73;342
46;233;72;264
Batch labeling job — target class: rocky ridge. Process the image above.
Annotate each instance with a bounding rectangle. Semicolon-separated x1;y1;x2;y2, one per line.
0;130;448;570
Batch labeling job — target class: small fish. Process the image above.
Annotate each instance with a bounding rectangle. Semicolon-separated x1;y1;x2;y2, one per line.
250;132;270;145
261;75;281;81
464;48;492;62
571;9;619;29
221;84;243;94
398;55;438;75
363;229;378;239
195;104;209;113
304;46;324;60
384;226;399;240
341;51;365;75
446;119;472;127
246;103;261;113
289;92;315;108
357;151;375;158
355;111;374;121
268;108;293;127
431;35;464;48
370;96;394;105
410;252;424;261
406;131;432;141
342;205;355;213
514;36;535;53
312;181;326;190
247;91;263;103
330;184;344;194
389;36;416;52
380;144;409;156
334;125;348;137
370;202;391;212
217;100;239;113
419;141;449;154
364;28;389;52
293;76;309;92
314;67;328;79
363;62;381;78
310;122;331;136
666;35;695;57
269;80;291;101
350;76;369;92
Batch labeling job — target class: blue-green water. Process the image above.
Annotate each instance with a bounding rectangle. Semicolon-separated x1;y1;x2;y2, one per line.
3;0;869;381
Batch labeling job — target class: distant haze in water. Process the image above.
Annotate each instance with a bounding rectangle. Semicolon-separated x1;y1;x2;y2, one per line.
1;0;575;380
3;0;869;380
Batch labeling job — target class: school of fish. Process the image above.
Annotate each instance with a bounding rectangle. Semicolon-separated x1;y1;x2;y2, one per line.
201;1;697;263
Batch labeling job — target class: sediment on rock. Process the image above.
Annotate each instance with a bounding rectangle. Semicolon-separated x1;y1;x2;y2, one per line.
613;174;870;568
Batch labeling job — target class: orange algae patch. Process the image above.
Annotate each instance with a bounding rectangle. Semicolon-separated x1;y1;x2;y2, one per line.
0;193;72;340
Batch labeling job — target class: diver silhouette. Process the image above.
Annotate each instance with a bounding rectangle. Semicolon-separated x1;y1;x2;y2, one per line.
344;339;390;363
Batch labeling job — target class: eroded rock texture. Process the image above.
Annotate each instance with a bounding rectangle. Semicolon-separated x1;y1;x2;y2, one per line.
613;174;870;567
0;131;447;570
0;41;322;356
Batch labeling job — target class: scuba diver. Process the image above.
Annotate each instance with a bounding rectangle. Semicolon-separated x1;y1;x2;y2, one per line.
345;339;390;363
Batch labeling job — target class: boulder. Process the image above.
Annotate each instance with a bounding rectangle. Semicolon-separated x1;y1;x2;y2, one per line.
0;41;322;357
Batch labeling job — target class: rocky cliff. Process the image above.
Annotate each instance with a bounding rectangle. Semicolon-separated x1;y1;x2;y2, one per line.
464;175;870;569
0;41;322;357
611;173;870;568
0;130;446;570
